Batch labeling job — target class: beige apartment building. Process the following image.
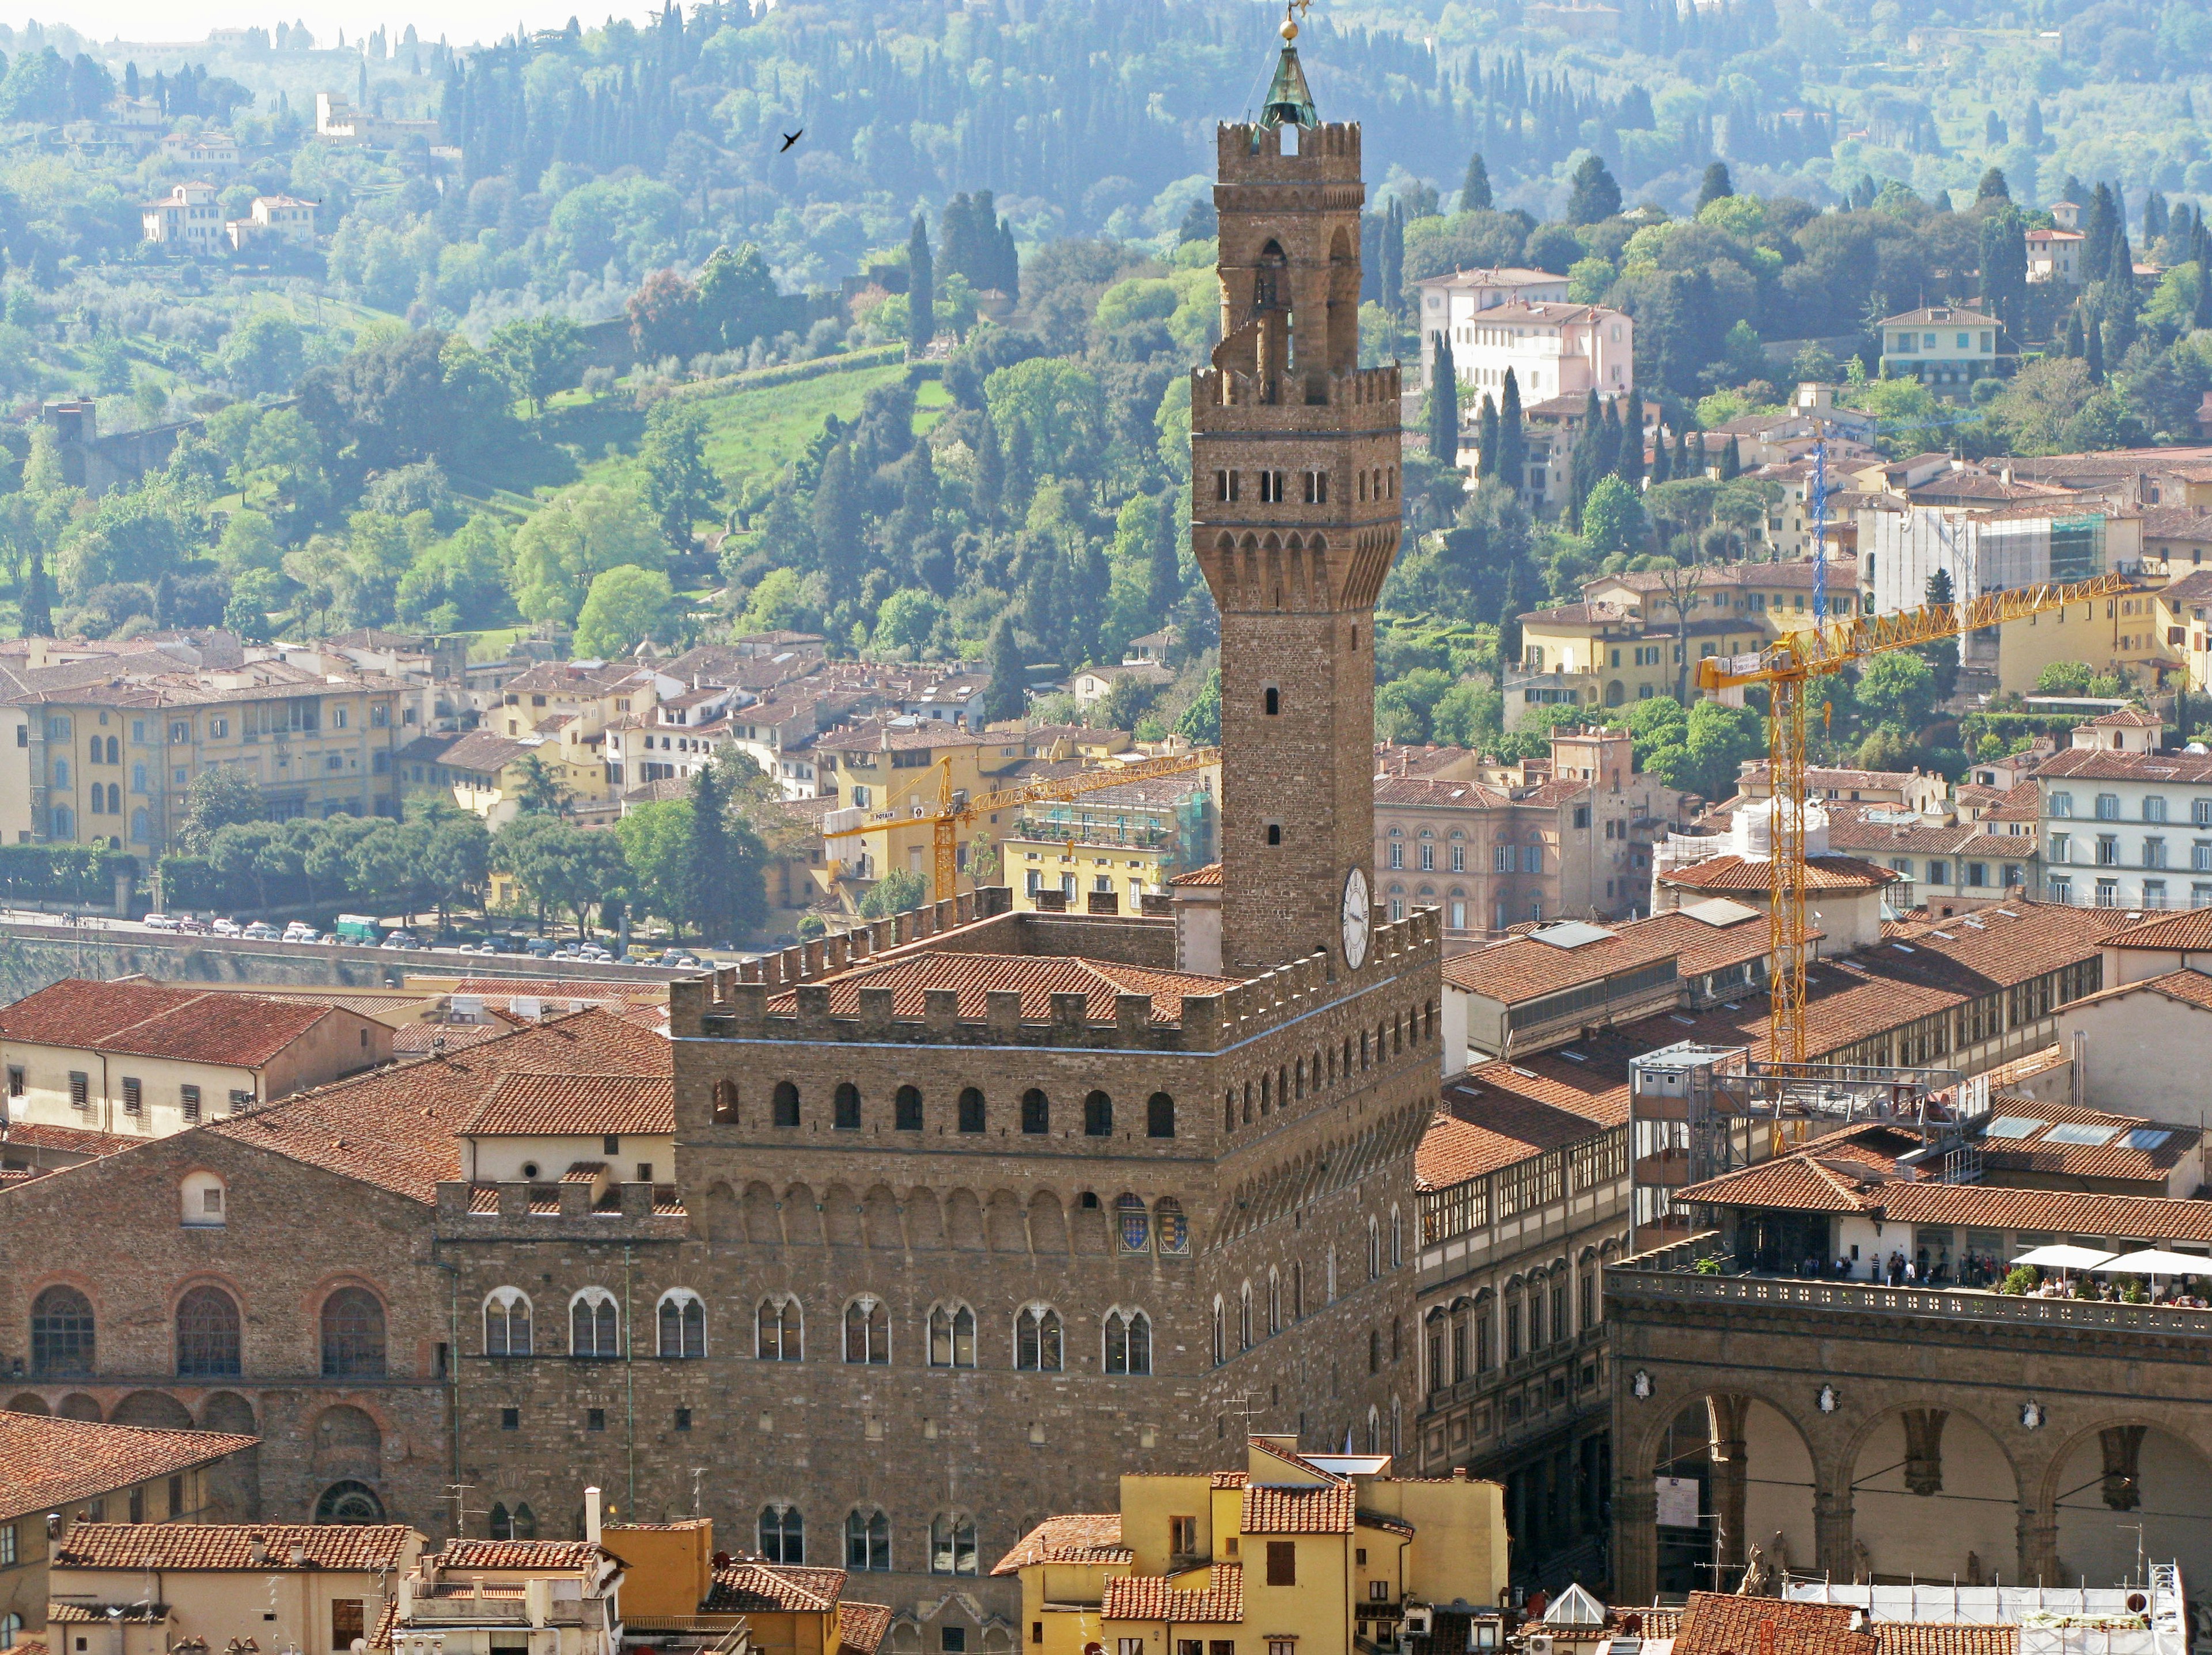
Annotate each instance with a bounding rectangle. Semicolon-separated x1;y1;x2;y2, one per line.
1;979;392;1146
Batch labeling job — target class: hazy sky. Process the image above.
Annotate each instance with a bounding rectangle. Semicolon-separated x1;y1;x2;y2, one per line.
28;0;656;51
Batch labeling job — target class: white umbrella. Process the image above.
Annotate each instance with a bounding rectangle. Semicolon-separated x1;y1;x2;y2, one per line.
2012;1244;2118;1270
2093;1248;2211;1275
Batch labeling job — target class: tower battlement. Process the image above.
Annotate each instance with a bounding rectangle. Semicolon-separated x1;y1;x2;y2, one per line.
1215;119;1362;180
1191;361;1401;423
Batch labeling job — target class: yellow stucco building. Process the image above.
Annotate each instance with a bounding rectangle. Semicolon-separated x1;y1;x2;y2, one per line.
994;1436;1506;1655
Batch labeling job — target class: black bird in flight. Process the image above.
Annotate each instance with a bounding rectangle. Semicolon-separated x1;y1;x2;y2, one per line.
780;130;802;151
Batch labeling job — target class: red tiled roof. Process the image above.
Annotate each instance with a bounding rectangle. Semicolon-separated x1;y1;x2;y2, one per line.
991;1514;1128;1575
1171;863;1222;888
0;979;350;1067
2104;908;2212;952
1416;1080;1619;1191
1659;853;1900;892
1373;775;1513;809
1671;1594;1877;1655
465;1073;675;1136
1872;1628;2018;1655
1102;1564;1244;1623
2036;748;2212;783
53;1523;411;1570
1;1120;137;1157
1241;1482;1355;1534
773;955;1234;1025
704;1561;847;1611
840;1602;895;1655
437;1539;603;1571
196;1008;671;1205
1;1420;258;1524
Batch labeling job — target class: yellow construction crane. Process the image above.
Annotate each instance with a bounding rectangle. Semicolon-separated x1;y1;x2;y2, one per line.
1696;571;2130;1067
925;748;1222;902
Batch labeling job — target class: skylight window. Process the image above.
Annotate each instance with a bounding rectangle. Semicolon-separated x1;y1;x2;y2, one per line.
2125;1128;2173;1150
1983;1116;2044;1139
2041;1123;2119;1146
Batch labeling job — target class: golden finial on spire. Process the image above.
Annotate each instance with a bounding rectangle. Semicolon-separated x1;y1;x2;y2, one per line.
1282;0;1310;39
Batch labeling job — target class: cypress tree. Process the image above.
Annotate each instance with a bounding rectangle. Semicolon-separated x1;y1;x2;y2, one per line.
1719;434;1740;480
1497;370;1527;499
813;441;866;605
1649;422;1673;485
1498;560;1525;672
1673;426;1691;478
976;414;1006;516
983;615;1027;722
1618;388;1645;487
1477;393;1500;482
1570;388;1603;520
1691;430;1709;476
1696;161;1733;211
2195;257;2212;332
1430;337;1460;464
2086;312;2106;381
907;211;934;361
1460;150;1491;211
2063;308;2085;358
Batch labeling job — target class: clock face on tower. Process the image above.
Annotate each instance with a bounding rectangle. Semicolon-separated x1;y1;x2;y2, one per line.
1340;866;1370;969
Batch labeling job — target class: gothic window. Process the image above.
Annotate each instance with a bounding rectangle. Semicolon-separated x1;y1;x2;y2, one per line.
1425;1309;1445;1392
711;1079;738;1122
1104;1309;1152;1376
320;1287;386;1377
1240;1283;1255;1350
1015;1305;1063;1372
772;1081;800;1127
316;1482;385;1525
176;1286;241;1377
757;1296;802;1361
930;1514;978;1576
1368;1217;1381;1281
1267;1269;1282;1336
844;1298;889;1364
846;1508;891;1571
1021;1089;1050;1134
658;1290;706;1358
1292;1261;1304;1320
1084;1090;1113;1136
1391;1205;1403;1267
1211;1297;1226;1366
570;1289;620;1358
895;1086;923;1131
31;1286;94;1376
957;1088;986;1133
484;1289;532;1356
758;1504;804;1564
490;1502;537;1540
834;1082;860;1129
929;1304;976;1368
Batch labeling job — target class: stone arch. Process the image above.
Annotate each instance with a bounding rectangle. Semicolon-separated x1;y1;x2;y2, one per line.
1626;1384;1819;1596
2044;1418;2212;1587
199;1392;260;1520
906;1187;946;1250
310;1403;384;1481
782;1183;823;1248
1027;1191;1069;1253
699;1181;741;1243
1071;1194;1112;1253
742;1181;781;1246
1846;1402;2022;1584
985;1191;1028;1253
56;1393;101;1421
820;1182;862;1248
111;1391;193;1430
199;1392;255;1433
6;1393;48;1415
945;1188;987;1251
863;1185;903;1249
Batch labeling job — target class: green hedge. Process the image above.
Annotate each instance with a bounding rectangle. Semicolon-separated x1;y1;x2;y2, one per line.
1961;711;2089;747
156;854;248;910
662;343;910;405
0;844;138;905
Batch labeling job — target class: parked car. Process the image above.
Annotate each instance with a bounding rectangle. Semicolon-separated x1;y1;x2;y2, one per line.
524;937;557;957
142;912;179;931
282;921;317;941
210;917;243;937
176;917;209;935
242;922;279;940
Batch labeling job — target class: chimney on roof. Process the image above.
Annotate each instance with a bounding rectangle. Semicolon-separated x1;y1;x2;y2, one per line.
584;1486;603;1545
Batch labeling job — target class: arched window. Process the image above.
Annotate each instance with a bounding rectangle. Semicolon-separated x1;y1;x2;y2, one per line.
1239;1283;1254;1351
1104;1309;1152;1376
930;1513;978;1576
180;1171;226;1228
489;1502;511;1539
1145;1092;1175;1138
316;1482;385;1524
1155;1197;1189;1256
772;1081;800;1128
1211;1297;1225;1366
895;1086;923;1131
1292;1261;1304;1320
1327;1248;1337;1303
3;1612;24;1650
711;1079;738;1123
1224;1090;1236;1133
1368;1216;1381;1281
757;1296;802;1361
1020;1089;1049;1134
570;1289;620;1358
1267;1268;1281;1336
484;1288;532;1356
834;1083;861;1130
176;1286;241;1377
1390;1205;1403;1268
1425;1308;1446;1392
1084;1091;1112;1136
320;1287;386;1377
957;1088;986;1133
31;1287;94;1377
1115;1193;1150;1253
1366;1406;1381;1454
1015;1305;1062;1372
1369;1327;1382;1374
758;1503;804;1564
928;1303;976;1368
845;1508;891;1571
658;1290;706;1358
843;1298;889;1365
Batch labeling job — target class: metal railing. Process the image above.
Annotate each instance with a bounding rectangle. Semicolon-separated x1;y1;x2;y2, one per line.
1607;1263;2212;1336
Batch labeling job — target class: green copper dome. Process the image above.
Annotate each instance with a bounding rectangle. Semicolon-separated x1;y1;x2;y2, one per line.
1259;39;1319;130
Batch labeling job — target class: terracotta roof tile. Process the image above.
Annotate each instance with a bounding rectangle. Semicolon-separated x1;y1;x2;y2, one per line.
1240;1482;1355;1535
0;979;353;1067
1672;1593;1877;1655
437;1539;603;1571
465;1074;675;1137
0;1421;258;1524
54;1523;411;1571
2037;748;2212;783
1416;1080;1620;1190
2103;908;2212;952
1171;863;1222;888
704;1561;847;1611
1102;1564;1244;1623
1872;1628;2017;1655
1659;853;1901;893
991;1514;1127;1575
840;1601;895;1655
771;955;1234;1025
1373;775;1513;808
0;1120;137;1157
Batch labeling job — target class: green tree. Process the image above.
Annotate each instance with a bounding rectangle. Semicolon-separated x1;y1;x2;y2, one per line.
509;483;664;626
1976;166;2011;203
1177;666;1222;744
696;242;783;352
178;768;267;854
1696;162;1734;211
1918;567;1960;701
1980;210;2028;338
907;212;935;360
1429;338;1459;464
876;588;945;654
1430;681;1502;749
573;565;676;657
220;312;306;397
639;402;718;552
511;753;572;817
1857;651;1938;734
416;802;491;925
1565;154;1622;225
615;797;695;933
1644;699;1763;798
1581;475;1647;557
859;866;929;919
1460;151;1492;212
486;316;586;416
1497;370;1526;494
984;357;1105;480
983;616;1028;722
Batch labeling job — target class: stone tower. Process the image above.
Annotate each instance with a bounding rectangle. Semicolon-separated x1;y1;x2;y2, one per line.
1192;36;1404;979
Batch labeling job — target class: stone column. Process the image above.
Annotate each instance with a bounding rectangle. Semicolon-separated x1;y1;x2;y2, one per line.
1707;1393;1752;1579
2018;1505;2061;1588
1813;1461;1857;1582
1612;1467;1660;1605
